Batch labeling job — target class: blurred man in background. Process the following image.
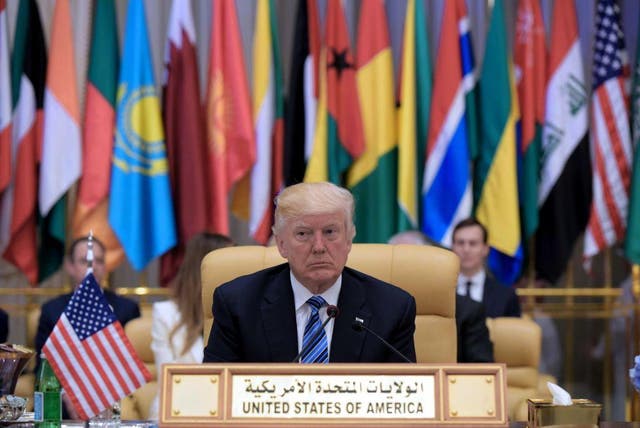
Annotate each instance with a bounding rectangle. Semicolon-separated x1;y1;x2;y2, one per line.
35;235;140;358
451;218;520;318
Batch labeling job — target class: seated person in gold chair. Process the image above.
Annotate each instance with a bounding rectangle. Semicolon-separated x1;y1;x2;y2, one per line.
203;182;416;363
148;232;233;420
451;218;521;318
35;236;140;363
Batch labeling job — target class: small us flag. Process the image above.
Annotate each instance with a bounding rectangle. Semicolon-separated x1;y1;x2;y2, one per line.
42;273;151;420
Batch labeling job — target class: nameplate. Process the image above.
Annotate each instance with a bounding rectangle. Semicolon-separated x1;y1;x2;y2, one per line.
234;374;435;418
159;363;507;427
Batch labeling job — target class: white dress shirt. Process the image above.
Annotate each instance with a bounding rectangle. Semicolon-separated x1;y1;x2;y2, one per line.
291;272;341;356
457;270;486;303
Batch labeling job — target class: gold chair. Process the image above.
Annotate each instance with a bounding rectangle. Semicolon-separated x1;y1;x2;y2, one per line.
201;244;459;363
121;315;157;421
486;316;542;421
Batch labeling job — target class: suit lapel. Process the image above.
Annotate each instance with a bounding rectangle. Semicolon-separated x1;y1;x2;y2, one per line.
330;269;370;362
261;267;298;362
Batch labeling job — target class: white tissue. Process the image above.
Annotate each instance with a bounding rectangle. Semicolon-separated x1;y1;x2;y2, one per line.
547;381;573;406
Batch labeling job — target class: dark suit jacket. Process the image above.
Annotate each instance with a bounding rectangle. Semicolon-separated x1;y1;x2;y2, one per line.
203;264;417;363
456;295;493;363
0;307;8;343
35;290;140;364
483;275;521;318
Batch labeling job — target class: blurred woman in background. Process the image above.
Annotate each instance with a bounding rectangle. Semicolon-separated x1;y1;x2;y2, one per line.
149;232;233;420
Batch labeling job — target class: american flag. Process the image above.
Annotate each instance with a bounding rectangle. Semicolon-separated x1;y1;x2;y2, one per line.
583;0;632;261
42;273;151;420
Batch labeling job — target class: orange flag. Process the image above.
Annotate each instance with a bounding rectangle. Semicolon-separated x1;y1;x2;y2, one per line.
72;0;123;271
204;0;255;234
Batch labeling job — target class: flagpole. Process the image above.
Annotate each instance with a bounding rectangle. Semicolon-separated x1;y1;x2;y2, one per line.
86;229;94;275
632;264;640;420
527;239;535;310
564;261;575;389
604;248;612;419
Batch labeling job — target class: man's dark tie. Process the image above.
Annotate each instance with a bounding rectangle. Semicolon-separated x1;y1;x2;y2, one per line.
465;280;473;297
300;296;329;363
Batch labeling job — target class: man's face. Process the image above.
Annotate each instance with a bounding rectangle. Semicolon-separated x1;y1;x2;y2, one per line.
65;241;107;286
276;212;352;294
451;225;489;275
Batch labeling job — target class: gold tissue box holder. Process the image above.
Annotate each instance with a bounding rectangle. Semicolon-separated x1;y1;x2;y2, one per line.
527;398;602;428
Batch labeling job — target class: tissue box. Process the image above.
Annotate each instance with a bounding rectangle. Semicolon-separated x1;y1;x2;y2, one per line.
527;398;602;428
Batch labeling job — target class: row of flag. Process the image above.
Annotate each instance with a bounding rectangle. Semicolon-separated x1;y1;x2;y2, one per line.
0;0;639;288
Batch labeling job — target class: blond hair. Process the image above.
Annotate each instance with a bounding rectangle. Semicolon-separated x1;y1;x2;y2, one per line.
272;182;356;239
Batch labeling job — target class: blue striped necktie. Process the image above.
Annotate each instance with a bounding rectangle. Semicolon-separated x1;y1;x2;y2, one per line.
300;295;329;363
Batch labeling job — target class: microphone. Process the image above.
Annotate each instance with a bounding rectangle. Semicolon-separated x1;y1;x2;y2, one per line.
351;317;413;363
292;305;340;363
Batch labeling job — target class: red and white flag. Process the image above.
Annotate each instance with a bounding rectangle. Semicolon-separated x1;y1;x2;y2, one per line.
160;0;208;283
42;273;151;420
583;0;632;261
1;0;46;284
40;0;81;215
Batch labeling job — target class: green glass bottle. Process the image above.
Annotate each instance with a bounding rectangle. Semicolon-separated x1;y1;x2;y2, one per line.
34;355;61;428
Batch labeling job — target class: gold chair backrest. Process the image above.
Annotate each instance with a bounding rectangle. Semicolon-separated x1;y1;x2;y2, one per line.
486;316;542;420
201;244;459;363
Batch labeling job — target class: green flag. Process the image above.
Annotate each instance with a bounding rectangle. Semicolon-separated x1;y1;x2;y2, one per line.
625;16;640;264
474;0;522;284
349;0;396;243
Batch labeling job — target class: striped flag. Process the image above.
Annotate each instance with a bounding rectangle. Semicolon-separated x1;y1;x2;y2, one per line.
40;0;81;216
246;0;284;244
583;0;632;262
72;0;123;272
109;0;176;270
347;0;396;243
1;0;46;284
422;0;473;247
43;273;151;420
0;0;10;194
625;12;640;264
461;2;479;163
283;0;321;186
204;0;255;234
325;0;365;184
535;0;590;283
396;0;430;232
474;0;522;285
39;0;81;280
160;0;208;283
514;0;546;240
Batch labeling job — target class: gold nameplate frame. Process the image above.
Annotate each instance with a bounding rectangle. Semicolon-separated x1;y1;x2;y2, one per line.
159;363;507;427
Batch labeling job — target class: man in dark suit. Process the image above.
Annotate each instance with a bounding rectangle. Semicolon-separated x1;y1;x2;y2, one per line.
388;231;493;363
204;182;416;363
451;218;521;318
35;235;140;368
0;307;8;343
